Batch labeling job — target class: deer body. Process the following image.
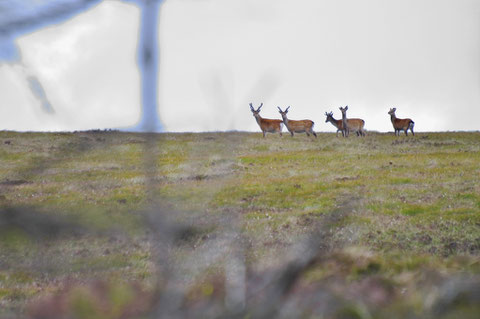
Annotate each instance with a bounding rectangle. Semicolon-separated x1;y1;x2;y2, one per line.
325;112;365;137
346;119;366;136
250;103;283;138
339;106;349;137
338;106;365;137
278;106;317;137
388;108;414;136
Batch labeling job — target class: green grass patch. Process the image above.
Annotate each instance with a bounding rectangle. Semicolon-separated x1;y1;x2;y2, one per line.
390;177;413;185
401;205;427;216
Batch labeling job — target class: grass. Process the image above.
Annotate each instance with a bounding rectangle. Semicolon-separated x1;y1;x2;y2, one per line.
0;130;479;318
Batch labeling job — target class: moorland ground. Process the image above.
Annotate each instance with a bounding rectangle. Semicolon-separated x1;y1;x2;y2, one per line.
0;131;479;318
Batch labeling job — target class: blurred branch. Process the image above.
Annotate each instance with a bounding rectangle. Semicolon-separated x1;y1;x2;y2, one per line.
0;0;100;36
238;196;360;319
431;278;480;316
0;206;88;240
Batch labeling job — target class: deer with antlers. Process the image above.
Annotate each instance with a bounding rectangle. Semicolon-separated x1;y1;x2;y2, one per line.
338;106;365;137
325;112;359;137
249;103;283;138
277;106;317;138
388;108;415;136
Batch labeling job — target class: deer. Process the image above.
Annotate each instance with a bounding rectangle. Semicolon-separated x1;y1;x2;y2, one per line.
324;112;347;137
388;108;414;136
339;106;349;137
249;103;283;138
338;106;365;137
277;106;317;138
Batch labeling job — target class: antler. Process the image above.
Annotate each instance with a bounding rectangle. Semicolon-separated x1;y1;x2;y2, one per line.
249;103;254;111
258;103;263;111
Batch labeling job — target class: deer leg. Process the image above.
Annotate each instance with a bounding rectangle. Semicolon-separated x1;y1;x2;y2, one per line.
262;131;266;138
313;131;317;138
404;129;408;136
411;127;414;136
290;131;294;137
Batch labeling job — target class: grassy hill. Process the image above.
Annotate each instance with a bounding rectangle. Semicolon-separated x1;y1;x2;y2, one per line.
0;131;479;318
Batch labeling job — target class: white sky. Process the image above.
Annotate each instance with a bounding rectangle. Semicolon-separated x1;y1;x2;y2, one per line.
1;0;479;132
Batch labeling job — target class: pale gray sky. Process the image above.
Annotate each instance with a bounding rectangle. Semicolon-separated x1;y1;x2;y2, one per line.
1;0;479;132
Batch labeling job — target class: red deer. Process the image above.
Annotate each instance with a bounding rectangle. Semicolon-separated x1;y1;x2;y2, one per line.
339;106;349;137
325;112;357;137
249;103;283;138
388;108;414;136
338;106;365;137
277;106;317;138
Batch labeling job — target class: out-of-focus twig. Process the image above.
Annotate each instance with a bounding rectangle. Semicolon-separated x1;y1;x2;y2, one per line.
0;0;100;36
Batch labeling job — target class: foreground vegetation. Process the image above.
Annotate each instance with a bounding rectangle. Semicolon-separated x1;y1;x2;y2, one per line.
0;131;479;318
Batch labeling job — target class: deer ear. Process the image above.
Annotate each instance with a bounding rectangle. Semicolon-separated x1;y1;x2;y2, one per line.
277;106;282;112
345;105;348;110
286;106;290;112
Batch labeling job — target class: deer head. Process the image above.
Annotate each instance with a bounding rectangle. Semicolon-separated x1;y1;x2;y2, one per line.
325;111;334;122
277;106;290;117
250;103;263;118
388;107;396;115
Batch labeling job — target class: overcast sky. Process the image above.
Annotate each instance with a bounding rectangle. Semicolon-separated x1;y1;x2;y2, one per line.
1;0;479;132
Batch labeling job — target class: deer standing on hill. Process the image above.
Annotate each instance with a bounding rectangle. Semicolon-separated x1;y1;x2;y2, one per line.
388;108;415;136
277;106;317;138
325;112;365;137
249;103;283;138
338;106;365;137
339;106;349;137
